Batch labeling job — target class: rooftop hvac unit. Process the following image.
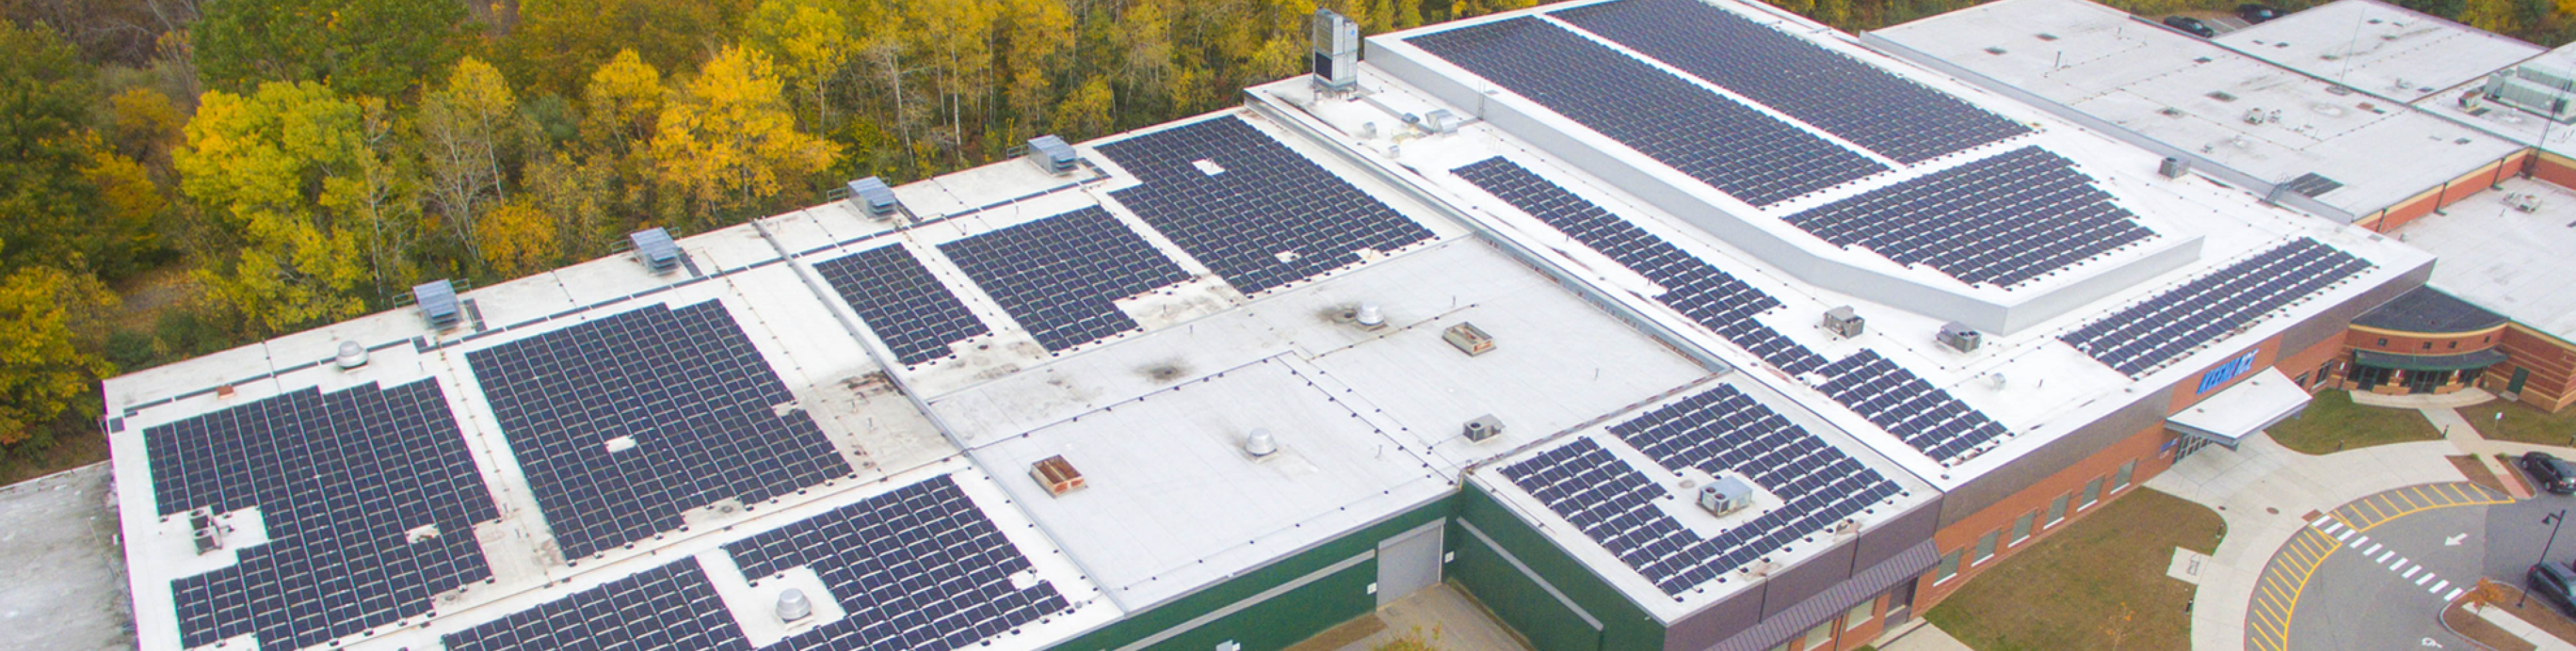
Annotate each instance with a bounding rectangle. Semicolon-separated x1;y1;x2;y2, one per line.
1697;475;1754;516
1820;306;1864;338
1422;109;1463;134
2159;156;2192;179
1311;9;1360;92
1462;414;1504;443
1443;322;1496;356
1026;135;1079;176
630;227;681;275
845;177;900;218
1937;321;1981;353
189;509;226;555
2512;193;2544;212
413;280;462;331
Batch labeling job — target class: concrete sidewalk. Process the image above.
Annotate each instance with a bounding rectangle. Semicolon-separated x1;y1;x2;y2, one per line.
2146;435;2469;651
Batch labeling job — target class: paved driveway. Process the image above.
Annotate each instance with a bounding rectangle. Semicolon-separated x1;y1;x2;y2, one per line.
2248;484;2576;651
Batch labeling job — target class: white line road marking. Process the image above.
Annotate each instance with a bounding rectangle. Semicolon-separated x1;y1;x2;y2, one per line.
2394;559;2411;572
2449;589;2465;601
2340;529;2357;541
2431;580;2450;593
2378;550;2396;564
2404;566;2421;578
2368;543;2383;555
2417;573;2436;586
2318;520;2343;534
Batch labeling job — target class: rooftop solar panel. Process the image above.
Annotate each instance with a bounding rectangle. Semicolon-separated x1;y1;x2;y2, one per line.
144;380;500;650
1554;0;2029;163
1453;157;1828;375
725;475;1071;651
937;207;1192;352
2061;238;2374;376
1785;146;2154;288
441;561;747;651
813;245;992;366
1499;387;1902;595
1409;18;1887;206
466;301;851;560
1096;117;1436;295
1814;351;2012;462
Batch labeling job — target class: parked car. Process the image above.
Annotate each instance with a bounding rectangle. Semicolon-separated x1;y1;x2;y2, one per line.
2163;16;2217;38
2533;561;2576;619
2236;3;2282;23
2524;451;2576;494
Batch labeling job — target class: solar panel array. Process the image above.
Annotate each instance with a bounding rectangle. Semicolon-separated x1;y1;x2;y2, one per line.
1552;0;2028;163
1454;157;2015;462
1611;386;1900;591
1409;18;1887;206
937;207;1192;352
1453;157;1827;375
1095;117;1436;294
1499;386;1902;595
1815;352;2012;461
468;301;851;560
2062;238;2374;376
1786;147;2153;288
813;245;991;366
442;561;747;651
725;476;1072;651
144;381;500;650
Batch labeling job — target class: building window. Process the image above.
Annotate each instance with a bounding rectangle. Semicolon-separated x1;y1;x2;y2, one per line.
2082;477;2105;508
2423;342;2434;351
1934;549;1963;583
2048;493;2071;526
2011;511;2037;545
2295;372;2310;385
1973;529;2000;564
2377;338;2388;346
2114;459;2138;491
1846;601;1876;630
1803;622;1834;650
2449;341;2459;349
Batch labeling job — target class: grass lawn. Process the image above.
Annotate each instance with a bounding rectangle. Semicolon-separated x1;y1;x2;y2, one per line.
2459;401;2576;448
2265;390;2444;455
1926;489;2223;651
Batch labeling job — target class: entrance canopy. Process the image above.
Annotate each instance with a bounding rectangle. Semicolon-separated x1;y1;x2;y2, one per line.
2169;368;2314;449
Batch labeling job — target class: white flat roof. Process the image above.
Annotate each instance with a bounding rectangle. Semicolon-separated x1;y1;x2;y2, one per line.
2215;0;2540;103
2392;176;2576;342
1874;0;2527;218
2167;367;2312;443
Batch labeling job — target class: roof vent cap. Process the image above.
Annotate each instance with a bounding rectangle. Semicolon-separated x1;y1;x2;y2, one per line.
1245;429;1279;458
1355;303;1384;327
777;589;813;623
335;341;369;370
1821;306;1864;338
1937;321;1982;353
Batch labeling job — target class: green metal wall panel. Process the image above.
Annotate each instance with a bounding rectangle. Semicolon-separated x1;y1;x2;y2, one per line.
1049;495;1456;651
1453;483;1664;651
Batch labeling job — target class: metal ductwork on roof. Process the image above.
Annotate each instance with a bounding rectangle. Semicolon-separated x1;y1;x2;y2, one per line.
630;228;681;275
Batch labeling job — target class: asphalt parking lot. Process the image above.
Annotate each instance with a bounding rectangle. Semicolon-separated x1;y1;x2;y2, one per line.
2266;485;2576;650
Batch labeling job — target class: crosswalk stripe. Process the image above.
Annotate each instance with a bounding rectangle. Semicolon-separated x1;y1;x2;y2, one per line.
2432;580;2450;593
2449;589;2465;601
2403;565;2419;578
2417;573;2436;586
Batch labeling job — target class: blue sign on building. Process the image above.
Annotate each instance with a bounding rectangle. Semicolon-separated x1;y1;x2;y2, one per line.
2198;351;2261;394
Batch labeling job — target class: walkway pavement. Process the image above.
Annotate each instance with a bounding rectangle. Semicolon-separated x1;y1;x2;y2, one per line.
2350;388;2497;410
2146;434;2469;651
2481;606;2576;651
1876;619;1974;651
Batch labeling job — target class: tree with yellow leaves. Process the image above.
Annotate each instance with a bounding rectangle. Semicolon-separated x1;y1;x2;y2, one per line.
747;0;856;129
584;50;671;156
0;267;116;447
418;56;527;269
477;198;563;278
651;45;839;224
175;81;376;334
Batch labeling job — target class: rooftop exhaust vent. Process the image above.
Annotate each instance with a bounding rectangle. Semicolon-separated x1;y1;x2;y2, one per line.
1443;322;1495;356
2159;156;2192;179
778;589;813;623
1937;321;1982;353
1820;306;1864;338
1462;415;1504;443
335;341;369;370
1026;135;1079;176
845;177;900;218
630;228;681;275
1031;455;1086;496
413;280;462;331
1245;429;1279;458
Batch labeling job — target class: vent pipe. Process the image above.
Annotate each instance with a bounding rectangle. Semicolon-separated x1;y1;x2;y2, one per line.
1245;429;1279;458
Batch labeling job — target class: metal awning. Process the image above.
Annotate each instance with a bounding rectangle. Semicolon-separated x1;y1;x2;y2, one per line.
2168;368;2312;450
2353;349;2509;372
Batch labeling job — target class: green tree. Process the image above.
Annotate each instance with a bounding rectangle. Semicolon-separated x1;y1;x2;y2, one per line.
194;0;469;98
508;0;752;98
747;0;856;128
0;22;115;275
0;267;116;447
175;81;376;334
